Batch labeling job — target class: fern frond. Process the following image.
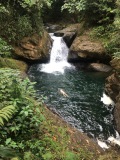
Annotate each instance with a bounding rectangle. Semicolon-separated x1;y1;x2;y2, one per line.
0;117;4;125
0;105;15;126
0;113;9;121
0;146;19;158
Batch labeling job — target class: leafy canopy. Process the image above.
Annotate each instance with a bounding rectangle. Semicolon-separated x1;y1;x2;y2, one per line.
62;0;116;24
0;0;53;42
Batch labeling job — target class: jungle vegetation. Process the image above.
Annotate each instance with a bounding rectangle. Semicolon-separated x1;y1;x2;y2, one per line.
0;0;120;159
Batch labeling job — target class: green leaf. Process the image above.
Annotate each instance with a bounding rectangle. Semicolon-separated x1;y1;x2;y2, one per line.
5;138;12;145
24;111;28;116
0;105;15;126
43;152;53;160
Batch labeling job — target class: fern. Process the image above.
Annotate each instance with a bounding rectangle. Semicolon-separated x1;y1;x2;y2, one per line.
0;146;18;158
0;105;15;126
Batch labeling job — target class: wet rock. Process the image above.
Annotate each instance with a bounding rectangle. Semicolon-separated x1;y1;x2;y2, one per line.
0;58;28;72
54;24;82;47
68;32;111;63
14;31;52;63
63;32;77;48
88;63;112;72
45;24;64;32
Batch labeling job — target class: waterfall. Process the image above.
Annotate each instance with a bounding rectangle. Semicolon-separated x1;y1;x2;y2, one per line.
40;33;74;74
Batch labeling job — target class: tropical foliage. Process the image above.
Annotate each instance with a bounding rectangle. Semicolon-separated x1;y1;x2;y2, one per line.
0;0;120;159
0;105;15;126
0;0;53;58
62;0;116;24
110;0;120;58
0;38;12;57
0;0;53;43
0;68;42;159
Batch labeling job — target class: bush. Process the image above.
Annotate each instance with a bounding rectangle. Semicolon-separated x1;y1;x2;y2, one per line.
62;0;116;24
16;16;33;41
0;68;44;159
106;30;120;58
0;1;44;42
0;38;12;57
91;23;120;59
101;0;120;58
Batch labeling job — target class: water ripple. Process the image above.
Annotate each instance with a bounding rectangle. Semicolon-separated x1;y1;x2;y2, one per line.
28;64;116;140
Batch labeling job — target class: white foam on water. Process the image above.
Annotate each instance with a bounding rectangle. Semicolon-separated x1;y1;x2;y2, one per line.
108;136;120;146
101;93;115;106
97;138;109;150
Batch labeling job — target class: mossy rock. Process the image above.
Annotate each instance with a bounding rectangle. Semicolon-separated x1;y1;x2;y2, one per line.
0;58;28;72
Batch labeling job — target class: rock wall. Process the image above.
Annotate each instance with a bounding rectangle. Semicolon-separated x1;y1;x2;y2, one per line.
105;73;120;102
105;58;120;133
14;31;52;63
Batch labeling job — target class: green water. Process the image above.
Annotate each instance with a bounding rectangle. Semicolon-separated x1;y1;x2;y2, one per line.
28;65;115;140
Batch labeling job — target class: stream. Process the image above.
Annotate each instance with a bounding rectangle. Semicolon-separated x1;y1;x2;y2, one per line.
28;33;116;140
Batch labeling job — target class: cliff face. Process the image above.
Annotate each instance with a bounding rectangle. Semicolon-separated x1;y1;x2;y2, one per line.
105;73;120;102
105;59;120;133
14;31;52;63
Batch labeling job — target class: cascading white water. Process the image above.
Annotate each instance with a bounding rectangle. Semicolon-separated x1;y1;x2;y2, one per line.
40;33;74;74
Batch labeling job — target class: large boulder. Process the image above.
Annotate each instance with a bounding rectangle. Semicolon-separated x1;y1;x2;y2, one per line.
54;24;83;47
88;63;112;72
14;31;52;63
0;58;28;72
68;32;111;63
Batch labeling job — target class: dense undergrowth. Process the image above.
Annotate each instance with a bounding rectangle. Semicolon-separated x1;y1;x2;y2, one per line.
0;38;12;58
0;68;41;159
90;23;120;58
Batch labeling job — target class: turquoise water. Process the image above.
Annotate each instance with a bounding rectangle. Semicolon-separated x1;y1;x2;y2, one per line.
28;65;115;140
